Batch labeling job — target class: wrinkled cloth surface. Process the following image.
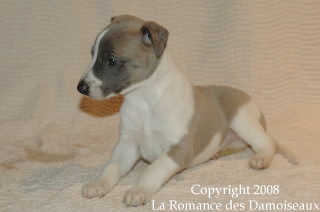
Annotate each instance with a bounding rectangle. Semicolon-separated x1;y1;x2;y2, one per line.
0;1;319;211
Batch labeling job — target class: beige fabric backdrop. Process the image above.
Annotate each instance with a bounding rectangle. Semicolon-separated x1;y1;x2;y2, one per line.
1;0;319;211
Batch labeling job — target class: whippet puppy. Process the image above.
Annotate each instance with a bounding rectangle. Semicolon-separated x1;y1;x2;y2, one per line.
77;15;297;207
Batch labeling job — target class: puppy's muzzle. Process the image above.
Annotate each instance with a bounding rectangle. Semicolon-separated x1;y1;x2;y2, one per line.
77;80;89;96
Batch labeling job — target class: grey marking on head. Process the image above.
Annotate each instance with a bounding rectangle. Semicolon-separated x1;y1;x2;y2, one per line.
79;15;169;99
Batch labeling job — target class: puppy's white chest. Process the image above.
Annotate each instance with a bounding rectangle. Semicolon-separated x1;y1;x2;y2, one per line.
137;112;180;163
120;97;190;163
119;59;195;163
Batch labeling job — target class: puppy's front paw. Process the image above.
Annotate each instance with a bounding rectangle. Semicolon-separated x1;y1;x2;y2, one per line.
82;180;112;198
123;186;152;207
249;154;272;170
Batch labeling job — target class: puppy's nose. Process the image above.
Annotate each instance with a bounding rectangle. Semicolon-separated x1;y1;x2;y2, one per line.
77;80;89;95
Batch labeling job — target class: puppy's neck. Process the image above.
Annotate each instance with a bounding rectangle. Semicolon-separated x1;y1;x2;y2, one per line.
124;52;193;103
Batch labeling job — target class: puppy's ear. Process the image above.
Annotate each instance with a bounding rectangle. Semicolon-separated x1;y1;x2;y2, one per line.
141;21;169;58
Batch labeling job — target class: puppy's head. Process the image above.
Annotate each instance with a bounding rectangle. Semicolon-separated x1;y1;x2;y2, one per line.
77;15;169;99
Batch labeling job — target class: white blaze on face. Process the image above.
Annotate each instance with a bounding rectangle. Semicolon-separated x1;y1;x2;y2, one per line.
80;27;110;99
88;27;110;74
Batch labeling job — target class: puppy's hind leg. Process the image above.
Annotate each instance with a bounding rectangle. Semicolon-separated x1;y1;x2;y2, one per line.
230;103;275;169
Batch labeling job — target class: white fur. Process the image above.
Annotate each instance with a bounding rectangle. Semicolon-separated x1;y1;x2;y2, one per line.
230;101;275;169
82;52;195;201
80;18;281;206
84;71;104;99
120;53;194;163
230;101;272;152
87;27;110;74
124;153;180;206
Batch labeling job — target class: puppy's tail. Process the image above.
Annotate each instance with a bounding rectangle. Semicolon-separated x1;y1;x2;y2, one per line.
273;137;299;165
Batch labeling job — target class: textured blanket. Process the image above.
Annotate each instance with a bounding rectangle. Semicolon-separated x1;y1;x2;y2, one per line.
1;1;319;211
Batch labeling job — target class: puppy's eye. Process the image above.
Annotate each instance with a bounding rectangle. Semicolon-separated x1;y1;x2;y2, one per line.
107;55;117;66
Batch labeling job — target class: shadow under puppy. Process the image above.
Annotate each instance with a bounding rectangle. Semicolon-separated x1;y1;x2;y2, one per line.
77;15;297;207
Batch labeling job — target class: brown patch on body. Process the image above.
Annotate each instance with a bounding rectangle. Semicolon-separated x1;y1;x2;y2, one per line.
167;85;251;168
209;85;251;121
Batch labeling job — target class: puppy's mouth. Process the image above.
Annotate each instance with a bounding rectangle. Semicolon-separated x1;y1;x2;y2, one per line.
103;80;132;96
101;87;117;99
77;80;127;100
